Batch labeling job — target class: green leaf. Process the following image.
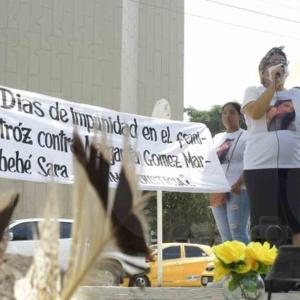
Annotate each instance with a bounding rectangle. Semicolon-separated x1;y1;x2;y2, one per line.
228;275;240;291
242;276;257;293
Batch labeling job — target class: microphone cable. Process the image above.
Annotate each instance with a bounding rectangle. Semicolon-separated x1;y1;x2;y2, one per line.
273;77;291;244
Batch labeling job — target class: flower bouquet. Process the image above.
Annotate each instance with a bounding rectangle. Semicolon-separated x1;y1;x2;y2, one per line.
212;241;277;300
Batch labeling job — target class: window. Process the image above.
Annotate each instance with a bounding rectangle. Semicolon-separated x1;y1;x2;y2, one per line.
163;246;181;260
185;246;207;258
60;222;72;239
10;222;38;240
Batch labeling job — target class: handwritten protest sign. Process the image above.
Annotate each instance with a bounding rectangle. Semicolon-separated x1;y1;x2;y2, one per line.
0;86;230;192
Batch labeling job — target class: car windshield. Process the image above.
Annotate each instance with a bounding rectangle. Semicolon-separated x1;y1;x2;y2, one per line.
8;219;73;240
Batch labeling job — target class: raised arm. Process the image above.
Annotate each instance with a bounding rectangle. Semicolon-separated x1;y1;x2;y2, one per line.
244;64;284;120
243;83;276;120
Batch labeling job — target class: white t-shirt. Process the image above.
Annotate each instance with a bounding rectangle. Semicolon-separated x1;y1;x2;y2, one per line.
242;86;300;170
213;129;246;189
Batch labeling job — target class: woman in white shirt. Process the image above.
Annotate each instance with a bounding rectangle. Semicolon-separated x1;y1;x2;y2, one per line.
211;102;250;244
243;46;300;245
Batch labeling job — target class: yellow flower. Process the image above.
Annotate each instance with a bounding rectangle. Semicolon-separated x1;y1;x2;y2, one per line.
235;256;255;273
213;241;246;264
213;259;230;282
246;241;277;266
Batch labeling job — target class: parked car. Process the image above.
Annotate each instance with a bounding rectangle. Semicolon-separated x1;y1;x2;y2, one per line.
6;218;148;285
6;218;73;270
200;262;214;286
123;242;214;287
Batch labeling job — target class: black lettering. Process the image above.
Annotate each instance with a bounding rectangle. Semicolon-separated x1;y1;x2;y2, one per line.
0;119;33;145
129;118;138;138
70;108;138;138
182;152;204;168
37;156;69;178
21;98;34;114
37;156;47;176
21;127;33;145
37;130;71;152
33;101;45;117
86;114;94;132
176;131;203;149
12;123;22;142
0;149;32;174
49;101;60;121
0;89;45;118
59;107;69;122
0;88;15;109
142;126;157;141
49;101;69;122
109;171;120;183
138;174;193;187
143;150;182;168
161;126;173;143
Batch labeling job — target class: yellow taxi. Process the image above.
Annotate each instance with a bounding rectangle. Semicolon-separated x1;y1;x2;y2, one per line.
123;242;214;287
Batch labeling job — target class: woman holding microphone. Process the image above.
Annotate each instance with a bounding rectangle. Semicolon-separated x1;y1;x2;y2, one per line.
242;46;300;245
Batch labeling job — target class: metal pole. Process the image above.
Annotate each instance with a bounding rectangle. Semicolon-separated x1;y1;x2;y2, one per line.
151;98;171;287
157;190;163;286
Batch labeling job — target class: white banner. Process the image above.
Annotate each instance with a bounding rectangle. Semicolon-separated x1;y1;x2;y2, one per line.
0;86;230;193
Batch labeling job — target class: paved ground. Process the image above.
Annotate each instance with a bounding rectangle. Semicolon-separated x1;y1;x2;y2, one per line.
74;287;300;300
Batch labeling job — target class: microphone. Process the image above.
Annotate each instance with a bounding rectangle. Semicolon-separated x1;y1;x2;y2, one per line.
268;64;283;82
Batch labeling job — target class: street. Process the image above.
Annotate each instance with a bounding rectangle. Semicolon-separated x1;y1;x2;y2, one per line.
74;287;300;300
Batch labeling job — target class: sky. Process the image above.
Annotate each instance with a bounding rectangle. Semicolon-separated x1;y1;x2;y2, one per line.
184;0;300;111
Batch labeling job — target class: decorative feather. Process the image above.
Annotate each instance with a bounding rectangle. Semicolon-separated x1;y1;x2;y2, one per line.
15;131;150;300
61;152;115;299
14;187;61;300
61;133;149;299
72;132;149;256
0;192;19;264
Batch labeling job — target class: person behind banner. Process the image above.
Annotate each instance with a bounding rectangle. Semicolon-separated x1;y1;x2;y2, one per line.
209;102;250;244
242;46;300;245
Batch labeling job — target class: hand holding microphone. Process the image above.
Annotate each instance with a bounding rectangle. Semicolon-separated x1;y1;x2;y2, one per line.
268;63;289;87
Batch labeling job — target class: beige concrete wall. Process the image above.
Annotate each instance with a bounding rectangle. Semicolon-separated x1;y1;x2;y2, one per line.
0;0;184;219
120;0;184;119
137;0;184;120
120;0;139;114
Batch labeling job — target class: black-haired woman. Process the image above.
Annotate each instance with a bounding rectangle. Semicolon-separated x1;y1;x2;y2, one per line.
210;102;250;244
243;46;300;245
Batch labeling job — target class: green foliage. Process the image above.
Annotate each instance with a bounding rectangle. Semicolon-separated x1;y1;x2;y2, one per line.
184;104;246;136
228;273;241;291
227;273;264;299
184;105;223;136
144;192;215;243
256;262;270;276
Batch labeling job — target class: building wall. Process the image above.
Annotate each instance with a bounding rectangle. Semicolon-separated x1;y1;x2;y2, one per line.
137;0;184;119
0;0;184;219
120;0;139;114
